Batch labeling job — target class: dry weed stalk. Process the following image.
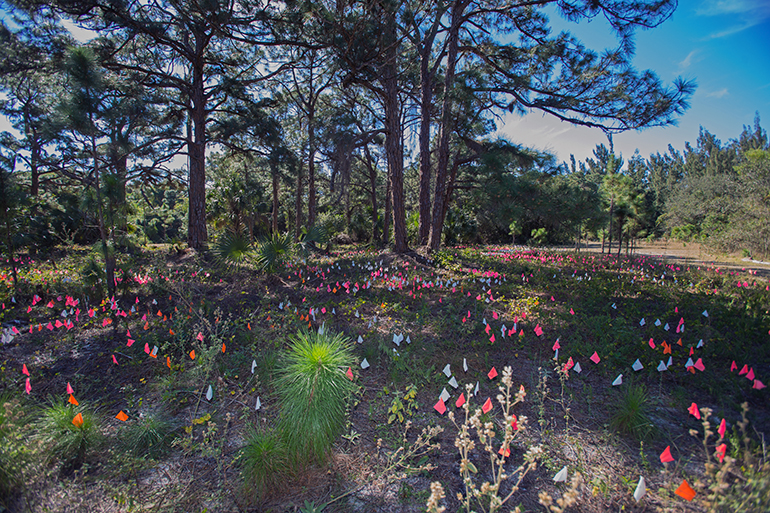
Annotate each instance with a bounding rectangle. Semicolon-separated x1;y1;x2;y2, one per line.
434;366;541;513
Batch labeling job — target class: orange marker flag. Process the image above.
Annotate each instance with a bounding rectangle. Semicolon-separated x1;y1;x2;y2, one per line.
115;410;128;421
72;412;84;428
144;322;149;330
68;394;79;406
663;341;671;355
189;350;196;360
247;323;251;331
674;479;696;501
169;329;175;335
22;364;30;376
166;356;171;368
221;343;226;353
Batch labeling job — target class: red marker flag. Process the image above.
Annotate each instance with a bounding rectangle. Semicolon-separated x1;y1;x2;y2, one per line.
660;446;674;463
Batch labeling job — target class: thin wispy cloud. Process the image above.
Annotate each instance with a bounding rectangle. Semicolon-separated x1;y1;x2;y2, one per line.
678;50;700;69
696;0;770;39
705;88;730;98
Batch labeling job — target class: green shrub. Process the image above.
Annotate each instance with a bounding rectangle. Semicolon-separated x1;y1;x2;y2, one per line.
240;427;290;499
118;410;179;459
610;382;653;440
0;395;34;507
276;329;356;464
36;399;103;469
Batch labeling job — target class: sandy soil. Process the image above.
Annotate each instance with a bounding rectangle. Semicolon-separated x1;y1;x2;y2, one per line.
553;240;770;277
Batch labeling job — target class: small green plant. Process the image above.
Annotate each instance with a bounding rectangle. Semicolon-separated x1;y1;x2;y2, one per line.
610;382;653;440
275;329;356;464
118;410;179;459
240;427;290;500
387;384;419;424
36;399;103;469
0;395;33;507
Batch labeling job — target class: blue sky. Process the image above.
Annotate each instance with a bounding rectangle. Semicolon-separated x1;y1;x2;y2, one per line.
496;0;770;167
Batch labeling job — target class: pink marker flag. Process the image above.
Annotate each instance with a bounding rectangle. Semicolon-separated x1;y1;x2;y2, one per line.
144;343;150;354
739;364;749;375
715;443;727;463
660;446;674;463
718;419;726;438
754;379;766;390
112;354;118;365
126;329;131;338
570;308;575;315
489;334;495;343
649;338;656;349
434;399;447;415
590;351;601;364
488;367;498;379
493;311;498;320
688;402;701;419
565;357;574;370
22;364;30;376
552;340;560;351
534;325;543;337
67;382;74;395
46;322;54;331
485;324;491;335
746;368;755;380
456;393;466;408
693;358;705;372
25;378;31;394
730;361;737;372
482;397;493;413
346;367;354;380
127;338;135;347
197;332;204;341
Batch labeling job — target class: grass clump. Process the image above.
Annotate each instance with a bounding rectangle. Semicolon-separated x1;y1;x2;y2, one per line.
36;399;103;470
118;410;179;459
610;382;653;440
0;395;34;508
240;427;291;499
275;328;356;464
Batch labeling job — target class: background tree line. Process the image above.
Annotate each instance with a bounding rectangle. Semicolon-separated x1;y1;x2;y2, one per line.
4;0;762;272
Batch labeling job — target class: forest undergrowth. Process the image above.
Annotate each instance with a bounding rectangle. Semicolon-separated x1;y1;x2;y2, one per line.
1;243;769;512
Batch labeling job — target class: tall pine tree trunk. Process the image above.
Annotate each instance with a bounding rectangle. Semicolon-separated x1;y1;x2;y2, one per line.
382;8;407;252
187;42;208;250
428;0;467;252
417;49;433;245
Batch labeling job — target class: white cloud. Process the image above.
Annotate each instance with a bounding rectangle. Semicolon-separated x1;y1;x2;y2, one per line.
704;88;730;98
678;50;700;69
696;0;770;38
696;0;770;17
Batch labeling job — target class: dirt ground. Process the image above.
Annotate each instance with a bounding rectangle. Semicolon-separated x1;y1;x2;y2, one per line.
553;240;770;277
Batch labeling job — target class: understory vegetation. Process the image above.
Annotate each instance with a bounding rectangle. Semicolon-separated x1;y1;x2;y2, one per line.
1;243;768;512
